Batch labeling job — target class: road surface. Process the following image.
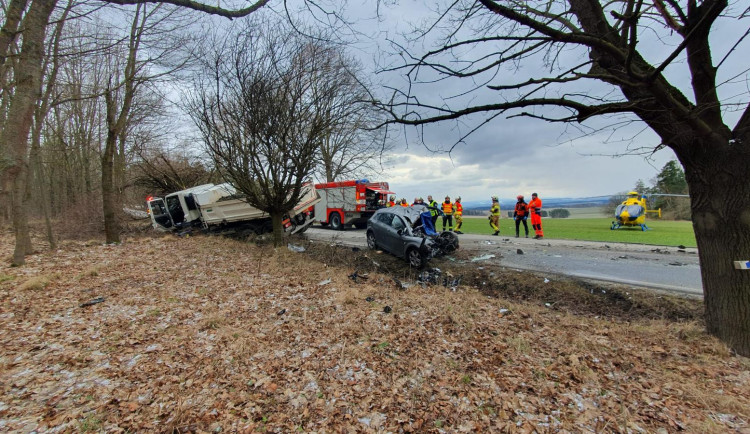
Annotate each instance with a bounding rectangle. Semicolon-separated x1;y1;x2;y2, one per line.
302;227;703;296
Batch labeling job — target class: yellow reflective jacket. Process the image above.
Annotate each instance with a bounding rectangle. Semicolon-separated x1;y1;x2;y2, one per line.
490;203;501;216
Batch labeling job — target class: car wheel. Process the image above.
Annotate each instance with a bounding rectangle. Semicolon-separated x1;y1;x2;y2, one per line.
329;212;343;230
407;248;425;269
366;231;378;249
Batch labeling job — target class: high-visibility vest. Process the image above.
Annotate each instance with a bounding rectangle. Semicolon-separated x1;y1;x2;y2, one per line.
455;202;463;216
442;201;453;215
387;201;395;207
428;200;439;216
400;202;408;207
490;203;501;216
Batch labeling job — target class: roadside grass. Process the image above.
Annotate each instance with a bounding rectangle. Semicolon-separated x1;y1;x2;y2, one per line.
457;216;696;247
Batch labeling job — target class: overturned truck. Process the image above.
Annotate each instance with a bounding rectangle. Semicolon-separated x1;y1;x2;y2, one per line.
146;183;320;237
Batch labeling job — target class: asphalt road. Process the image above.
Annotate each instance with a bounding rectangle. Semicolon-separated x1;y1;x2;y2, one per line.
302;227;703;297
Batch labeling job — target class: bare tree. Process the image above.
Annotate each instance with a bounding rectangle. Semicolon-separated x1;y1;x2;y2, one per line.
377;0;750;355
303;42;391;182
0;0;270;265
132;147;218;195
187;20;332;247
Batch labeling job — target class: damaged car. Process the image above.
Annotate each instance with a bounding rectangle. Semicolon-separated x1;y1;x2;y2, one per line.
366;205;459;268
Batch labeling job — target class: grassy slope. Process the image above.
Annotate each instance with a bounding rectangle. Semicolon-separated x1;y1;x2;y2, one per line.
456;216;696;247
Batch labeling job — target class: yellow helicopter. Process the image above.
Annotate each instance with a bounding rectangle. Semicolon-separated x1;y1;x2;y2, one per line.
610;191;661;231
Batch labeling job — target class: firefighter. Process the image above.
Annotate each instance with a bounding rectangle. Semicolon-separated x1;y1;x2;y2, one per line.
514;195;529;238
528;192;544;239
387;195;396;207
454;196;464;234
427;195;439;225
400;198;409;207
442;196;454;231
489;196;501;235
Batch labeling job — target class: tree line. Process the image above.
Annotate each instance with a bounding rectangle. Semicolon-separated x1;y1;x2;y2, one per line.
0;2;387;254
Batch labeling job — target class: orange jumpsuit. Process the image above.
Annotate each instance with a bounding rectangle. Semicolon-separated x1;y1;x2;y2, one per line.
528;197;544;238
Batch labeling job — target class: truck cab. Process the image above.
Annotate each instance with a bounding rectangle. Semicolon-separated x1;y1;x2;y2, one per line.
147;183;320;235
147;184;216;231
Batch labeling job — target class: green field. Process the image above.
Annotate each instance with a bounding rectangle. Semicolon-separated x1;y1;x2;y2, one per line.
453;216;696;247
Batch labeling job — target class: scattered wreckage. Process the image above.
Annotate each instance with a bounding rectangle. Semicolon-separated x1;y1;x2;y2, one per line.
366;205;458;268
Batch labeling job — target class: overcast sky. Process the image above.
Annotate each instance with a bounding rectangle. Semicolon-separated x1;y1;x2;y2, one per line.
179;1;748;205
317;1;750;204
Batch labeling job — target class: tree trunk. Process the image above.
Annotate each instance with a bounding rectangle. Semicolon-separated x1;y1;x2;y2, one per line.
270;211;284;247
682;149;750;356
0;0;57;266
11;165;32;265
102;130;121;244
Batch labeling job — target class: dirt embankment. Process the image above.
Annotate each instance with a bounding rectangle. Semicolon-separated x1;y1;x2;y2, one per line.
0;232;746;433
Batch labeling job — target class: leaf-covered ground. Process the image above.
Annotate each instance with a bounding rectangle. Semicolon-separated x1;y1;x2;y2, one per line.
1;232;748;432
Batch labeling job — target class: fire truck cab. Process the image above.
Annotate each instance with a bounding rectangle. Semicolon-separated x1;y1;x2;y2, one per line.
314;180;395;230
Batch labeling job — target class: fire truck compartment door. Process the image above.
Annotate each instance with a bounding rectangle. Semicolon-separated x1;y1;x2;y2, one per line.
367;187;395;195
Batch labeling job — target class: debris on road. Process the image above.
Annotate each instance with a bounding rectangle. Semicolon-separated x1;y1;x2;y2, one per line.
348;271;368;282
318;279;332;286
287;243;306;253
517;249;524;255
79;297;105;308
471;254;495;262
392;278;411;290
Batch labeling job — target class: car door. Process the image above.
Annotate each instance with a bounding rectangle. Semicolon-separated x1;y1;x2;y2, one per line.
388;215;410;258
147;198;174;230
374;212;399;255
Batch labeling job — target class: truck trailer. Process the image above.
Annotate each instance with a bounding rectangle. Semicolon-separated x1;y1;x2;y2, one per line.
147;183;320;236
314;180;394;230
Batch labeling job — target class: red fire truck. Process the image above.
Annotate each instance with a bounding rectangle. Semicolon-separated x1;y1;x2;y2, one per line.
314;180;395;230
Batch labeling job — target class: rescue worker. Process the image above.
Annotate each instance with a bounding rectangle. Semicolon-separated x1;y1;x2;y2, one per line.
412;197;420;206
442;196;454;231
489;196;501;235
400;198;409;207
454;196;464;234
514;195;529;238
528;192;544;239
387;195;396;207
427;195;439;225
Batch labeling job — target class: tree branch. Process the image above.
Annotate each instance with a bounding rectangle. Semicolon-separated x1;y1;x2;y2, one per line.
102;0;270;18
377;97;646;126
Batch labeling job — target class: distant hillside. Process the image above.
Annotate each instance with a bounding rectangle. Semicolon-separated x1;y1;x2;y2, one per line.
463;196;609;211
